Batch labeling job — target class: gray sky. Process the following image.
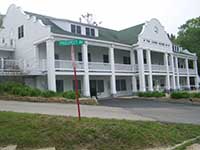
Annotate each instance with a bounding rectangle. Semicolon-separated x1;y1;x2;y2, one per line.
1;0;200;35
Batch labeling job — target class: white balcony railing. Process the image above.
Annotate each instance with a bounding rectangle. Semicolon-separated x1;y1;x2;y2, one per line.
151;64;166;72
178;68;187;74
55;60;84;71
189;69;196;74
0;59;24;72
0;37;16;50
133;64;139;72
144;64;149;71
88;62;111;71
115;64;133;72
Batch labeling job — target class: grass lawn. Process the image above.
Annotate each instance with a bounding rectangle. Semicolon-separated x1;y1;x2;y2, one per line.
0;112;200;150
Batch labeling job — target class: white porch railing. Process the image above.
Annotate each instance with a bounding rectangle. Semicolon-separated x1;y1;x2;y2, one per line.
151;64;166;72
178;68;187;74
0;37;15;50
88;62;111;71
144;64;149;71
0;59;24;72
189;69;196;74
25;59;47;74
115;64;133;72
55;60;84;71
133;64;138;72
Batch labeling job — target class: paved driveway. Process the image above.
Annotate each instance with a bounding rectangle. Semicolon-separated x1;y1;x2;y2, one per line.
0;100;153;121
99;98;200;124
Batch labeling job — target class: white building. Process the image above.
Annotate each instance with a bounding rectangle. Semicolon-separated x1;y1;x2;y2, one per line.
0;4;199;98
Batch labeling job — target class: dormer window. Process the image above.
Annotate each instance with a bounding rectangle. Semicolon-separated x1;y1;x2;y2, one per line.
86;27;95;37
71;24;81;34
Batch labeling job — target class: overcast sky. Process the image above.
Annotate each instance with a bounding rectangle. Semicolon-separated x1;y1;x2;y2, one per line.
1;0;200;35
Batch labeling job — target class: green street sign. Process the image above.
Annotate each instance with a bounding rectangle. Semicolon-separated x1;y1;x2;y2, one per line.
58;39;85;46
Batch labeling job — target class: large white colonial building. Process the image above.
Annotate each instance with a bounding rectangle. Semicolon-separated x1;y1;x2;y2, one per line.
0;4;199;98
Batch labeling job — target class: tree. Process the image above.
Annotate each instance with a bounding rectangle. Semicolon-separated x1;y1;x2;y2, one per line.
175;16;200;74
79;13;102;26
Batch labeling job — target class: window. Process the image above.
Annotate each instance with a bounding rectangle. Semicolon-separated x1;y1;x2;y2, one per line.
56;80;64;92
88;53;91;62
97;80;104;92
73;80;82;92
71;24;81;34
123;56;130;64
86;27;90;36
77;26;81;34
55;54;59;59
103;54;109;63
116;79;127;91
91;28;95;36
10;39;13;46
2;38;5;43
71;24;76;33
85;27;95;37
18;25;24;39
78;52;82;61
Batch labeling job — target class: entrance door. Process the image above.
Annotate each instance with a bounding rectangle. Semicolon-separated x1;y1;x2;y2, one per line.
90;80;97;97
56;80;64;92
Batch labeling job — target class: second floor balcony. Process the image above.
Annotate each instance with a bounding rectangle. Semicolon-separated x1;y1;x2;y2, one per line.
0;37;15;51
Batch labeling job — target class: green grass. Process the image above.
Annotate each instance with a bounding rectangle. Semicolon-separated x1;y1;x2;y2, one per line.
0;112;200;150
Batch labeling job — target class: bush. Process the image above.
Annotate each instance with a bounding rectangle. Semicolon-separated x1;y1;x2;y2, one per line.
138;91;165;97
170;91;190;99
41;90;58;98
191;92;200;98
29;88;42;97
62;91;79;99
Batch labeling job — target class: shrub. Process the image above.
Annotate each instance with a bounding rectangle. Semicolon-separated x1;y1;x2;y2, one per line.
29;88;42;97
10;86;32;96
62;91;79;99
191;92;200;98
170;91;190;99
138;91;165;97
41;90;57;98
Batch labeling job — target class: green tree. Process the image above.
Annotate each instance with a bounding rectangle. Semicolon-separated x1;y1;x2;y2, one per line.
175;16;200;74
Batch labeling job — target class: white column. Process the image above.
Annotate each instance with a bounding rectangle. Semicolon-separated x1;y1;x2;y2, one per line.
82;43;90;97
109;45;117;96
146;49;153;91
137;48;146;92
185;58;190;89
175;57;180;89
1;57;4;71
170;54;176;90
131;50;137;92
46;38;56;91
34;45;39;59
194;59;199;89
165;53;170;90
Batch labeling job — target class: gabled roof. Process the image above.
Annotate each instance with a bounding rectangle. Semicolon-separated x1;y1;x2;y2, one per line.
25;11;144;45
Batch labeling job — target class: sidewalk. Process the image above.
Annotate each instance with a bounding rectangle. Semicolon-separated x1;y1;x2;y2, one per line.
0;100;154;121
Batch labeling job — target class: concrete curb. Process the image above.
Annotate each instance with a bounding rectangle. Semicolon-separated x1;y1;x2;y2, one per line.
116;96;200;106
170;136;200;150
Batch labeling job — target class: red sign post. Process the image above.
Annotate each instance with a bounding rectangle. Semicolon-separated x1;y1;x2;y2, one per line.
58;39;85;121
71;45;81;120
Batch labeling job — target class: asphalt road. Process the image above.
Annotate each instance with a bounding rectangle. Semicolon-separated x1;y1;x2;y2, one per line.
99;98;200;124
0;100;153;121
